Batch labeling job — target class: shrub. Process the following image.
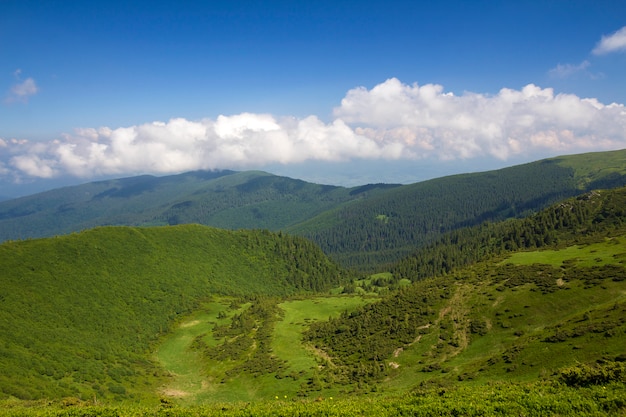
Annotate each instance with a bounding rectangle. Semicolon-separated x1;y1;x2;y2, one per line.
559;361;626;387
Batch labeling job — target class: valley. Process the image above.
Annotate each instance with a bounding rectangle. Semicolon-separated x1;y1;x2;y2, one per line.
0;150;625;416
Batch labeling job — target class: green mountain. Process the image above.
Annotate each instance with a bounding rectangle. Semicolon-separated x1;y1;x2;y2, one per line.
290;149;626;270
303;186;626;392
0;182;625;414
0;225;352;401
0;170;377;242
2;150;625;273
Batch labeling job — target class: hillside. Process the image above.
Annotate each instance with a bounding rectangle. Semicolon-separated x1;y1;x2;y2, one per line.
0;225;352;401
303;186;626;392
1;150;625;274
146;186;626;406
0;184;625;414
290;149;626;270
0;170;386;242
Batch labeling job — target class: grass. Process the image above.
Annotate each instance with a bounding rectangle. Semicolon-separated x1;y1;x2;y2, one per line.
2;381;624;416
378;246;626;391
505;237;626;267
154;295;375;404
273;296;376;373
554;148;626;188
155;299;235;403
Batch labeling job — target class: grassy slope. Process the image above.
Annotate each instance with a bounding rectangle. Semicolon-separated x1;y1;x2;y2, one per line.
0;225;349;401
383;241;626;392
296;186;626;397
553;148;626;189
0;208;624;415
151;238;625;404
1;381;624;416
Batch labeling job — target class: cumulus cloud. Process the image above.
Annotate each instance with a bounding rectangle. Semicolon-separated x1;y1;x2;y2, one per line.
1;78;625;180
5;69;39;103
334;79;626;160
593;26;626;55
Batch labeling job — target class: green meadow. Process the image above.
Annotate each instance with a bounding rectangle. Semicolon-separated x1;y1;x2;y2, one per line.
505;237;626;267
155;296;376;404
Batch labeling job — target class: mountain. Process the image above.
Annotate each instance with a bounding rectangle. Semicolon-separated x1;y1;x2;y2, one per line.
0;225;352;400
304;186;626;390
0;169;400;243
290;149;626;270
1;149;626;273
0;183;624;411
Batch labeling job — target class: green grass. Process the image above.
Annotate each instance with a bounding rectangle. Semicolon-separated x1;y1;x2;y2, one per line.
155;300;235;403
153;295;375;404
382;259;626;389
554;148;626;189
1;381;624;416
273;296;376;373
505;237;626;267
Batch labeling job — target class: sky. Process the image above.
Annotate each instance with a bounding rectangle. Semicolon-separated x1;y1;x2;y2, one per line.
1;0;626;197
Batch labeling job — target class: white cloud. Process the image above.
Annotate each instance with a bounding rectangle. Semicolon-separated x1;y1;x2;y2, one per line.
5;69;39;103
593;26;626;55
334;79;626;160
1;78;625;180
11;154;57;178
548;60;591;79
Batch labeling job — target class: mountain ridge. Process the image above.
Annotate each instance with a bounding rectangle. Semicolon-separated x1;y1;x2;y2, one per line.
1;149;626;273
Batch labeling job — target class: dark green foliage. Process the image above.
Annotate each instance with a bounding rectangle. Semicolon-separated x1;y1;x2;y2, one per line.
293;149;626;270
293;157;584;270
0;225;351;400
0;171;360;242
198;298;288;378
304;278;453;386
492;264;562;294
469;319;488;336
391;186;626;282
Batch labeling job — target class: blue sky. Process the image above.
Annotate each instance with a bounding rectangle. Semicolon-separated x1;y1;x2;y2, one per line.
1;0;626;196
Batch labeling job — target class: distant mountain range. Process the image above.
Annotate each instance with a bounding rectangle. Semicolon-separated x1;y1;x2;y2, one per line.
1;149;626;271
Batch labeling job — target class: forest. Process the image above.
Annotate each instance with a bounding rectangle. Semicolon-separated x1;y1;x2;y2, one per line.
2;149;626;273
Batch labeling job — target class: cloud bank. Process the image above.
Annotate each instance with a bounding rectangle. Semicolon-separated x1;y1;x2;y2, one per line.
2;79;625;180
